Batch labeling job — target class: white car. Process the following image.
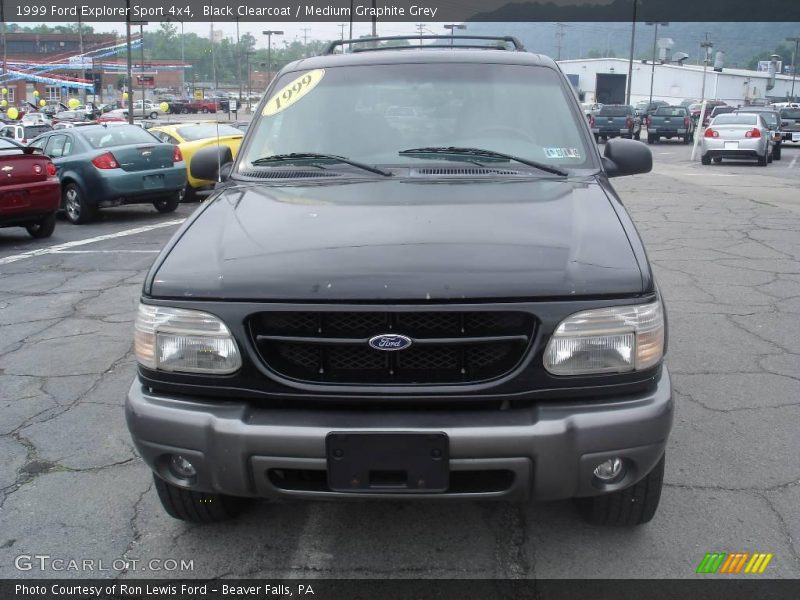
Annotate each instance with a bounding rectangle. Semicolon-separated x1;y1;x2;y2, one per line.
21;113;52;126
0;122;53;144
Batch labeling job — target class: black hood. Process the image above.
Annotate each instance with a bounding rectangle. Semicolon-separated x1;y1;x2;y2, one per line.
150;177;644;301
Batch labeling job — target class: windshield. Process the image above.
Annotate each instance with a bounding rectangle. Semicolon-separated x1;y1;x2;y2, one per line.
598;106;631;117
712;114;758;126
738;111;777;127
654;107;687;116
781;109;800;119
177;124;243;141
81;125;159;148
239;63;592;172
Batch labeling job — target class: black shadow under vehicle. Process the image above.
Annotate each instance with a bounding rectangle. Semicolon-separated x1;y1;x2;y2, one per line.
126;36;672;526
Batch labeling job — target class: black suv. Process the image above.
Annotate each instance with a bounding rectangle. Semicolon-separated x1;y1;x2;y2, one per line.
127;36;672;526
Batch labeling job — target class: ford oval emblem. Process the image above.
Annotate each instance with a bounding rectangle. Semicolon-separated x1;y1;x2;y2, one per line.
368;334;413;351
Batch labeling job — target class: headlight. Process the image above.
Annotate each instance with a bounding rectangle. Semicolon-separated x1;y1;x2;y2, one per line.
543;300;664;376
134;304;242;374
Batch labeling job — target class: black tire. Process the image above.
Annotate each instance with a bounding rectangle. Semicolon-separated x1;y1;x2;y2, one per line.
153;190;183;213
683;135;691;144
149;111;158;120
647;134;655;144
25;212;57;238
634;130;641;141
183;185;200;202
712;157;723;163
701;153;711;165
181;107;189;114
62;183;95;224
768;151;773;164
202;107;209;114
575;454;665;526
153;475;248;523
773;144;781;160
758;149;768;166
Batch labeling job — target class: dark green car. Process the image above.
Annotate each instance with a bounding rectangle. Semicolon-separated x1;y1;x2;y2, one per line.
29;124;186;224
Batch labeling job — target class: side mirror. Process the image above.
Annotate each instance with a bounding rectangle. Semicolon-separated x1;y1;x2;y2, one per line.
602;138;652;178
190;144;233;182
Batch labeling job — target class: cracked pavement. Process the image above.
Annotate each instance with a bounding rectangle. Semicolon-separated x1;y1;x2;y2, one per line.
0;145;798;579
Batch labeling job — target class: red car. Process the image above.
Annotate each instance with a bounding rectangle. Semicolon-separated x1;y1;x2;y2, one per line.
0;138;61;238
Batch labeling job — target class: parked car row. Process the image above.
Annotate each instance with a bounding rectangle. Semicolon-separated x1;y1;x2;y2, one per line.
1;120;245;238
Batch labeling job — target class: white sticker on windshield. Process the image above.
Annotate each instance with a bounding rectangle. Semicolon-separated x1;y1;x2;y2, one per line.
544;147;581;159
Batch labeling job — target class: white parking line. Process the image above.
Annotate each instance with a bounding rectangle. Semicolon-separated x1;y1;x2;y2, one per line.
789;157;797;169
0;219;185;267
53;250;161;254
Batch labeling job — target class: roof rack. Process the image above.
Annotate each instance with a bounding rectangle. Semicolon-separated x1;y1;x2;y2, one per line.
322;35;526;55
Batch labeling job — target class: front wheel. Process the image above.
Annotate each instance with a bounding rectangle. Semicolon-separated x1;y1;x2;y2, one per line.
153;475;249;523
575;454;665;526
25;212;57;238
149;111;158;120
62;183;95;224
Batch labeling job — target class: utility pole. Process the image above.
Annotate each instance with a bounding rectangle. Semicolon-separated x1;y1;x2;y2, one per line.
416;23;425;46
646;21;668;108
262;30;284;87
1;0;6;88
339;24;346;40
626;0;637;105
125;0;134;124
301;28;311;57
236;18;242;105
210;20;217;95
787;36;800;100
555;23;566;61
372;0;377;38
77;13;86;104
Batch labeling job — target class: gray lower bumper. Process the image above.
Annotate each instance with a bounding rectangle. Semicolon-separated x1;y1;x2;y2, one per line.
126;368;673;501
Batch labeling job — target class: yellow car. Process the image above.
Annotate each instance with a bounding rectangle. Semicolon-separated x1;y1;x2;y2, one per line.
149;122;243;197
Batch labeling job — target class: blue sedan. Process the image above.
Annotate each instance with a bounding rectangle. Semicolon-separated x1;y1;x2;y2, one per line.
29;124;186;224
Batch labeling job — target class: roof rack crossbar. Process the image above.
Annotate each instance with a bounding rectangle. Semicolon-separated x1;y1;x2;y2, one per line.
322;35;526;55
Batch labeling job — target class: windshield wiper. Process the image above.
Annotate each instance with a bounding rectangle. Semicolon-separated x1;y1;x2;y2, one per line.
251;153;392;177
398;146;569;177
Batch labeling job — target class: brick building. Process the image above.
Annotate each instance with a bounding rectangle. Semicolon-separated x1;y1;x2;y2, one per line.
2;32;186;105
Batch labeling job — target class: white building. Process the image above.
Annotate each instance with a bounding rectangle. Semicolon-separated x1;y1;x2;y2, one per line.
558;57;798;106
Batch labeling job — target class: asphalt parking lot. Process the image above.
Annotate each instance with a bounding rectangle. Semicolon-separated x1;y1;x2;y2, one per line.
0;139;798;580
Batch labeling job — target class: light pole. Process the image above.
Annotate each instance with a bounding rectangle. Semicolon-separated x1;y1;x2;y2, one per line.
262;30;284;87
646;21;668;108
626;0;638;105
131;21;149;111
443;24;466;46
787;36;800;100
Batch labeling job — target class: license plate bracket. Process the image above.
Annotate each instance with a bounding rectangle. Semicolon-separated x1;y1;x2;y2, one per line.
142;174;165;189
724;141;739;150
326;432;449;493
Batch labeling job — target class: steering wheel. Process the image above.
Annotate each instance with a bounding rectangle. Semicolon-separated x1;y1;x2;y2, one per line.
471;126;535;143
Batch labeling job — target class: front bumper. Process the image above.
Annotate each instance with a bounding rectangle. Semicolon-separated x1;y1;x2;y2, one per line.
126;367;673;501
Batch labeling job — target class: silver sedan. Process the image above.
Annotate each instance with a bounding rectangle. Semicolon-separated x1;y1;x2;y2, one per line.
701;113;772;166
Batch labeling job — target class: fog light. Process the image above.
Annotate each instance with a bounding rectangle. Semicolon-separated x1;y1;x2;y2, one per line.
593;458;624;482
169;454;197;479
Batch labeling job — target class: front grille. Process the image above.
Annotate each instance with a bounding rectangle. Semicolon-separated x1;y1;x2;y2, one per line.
249;310;535;385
